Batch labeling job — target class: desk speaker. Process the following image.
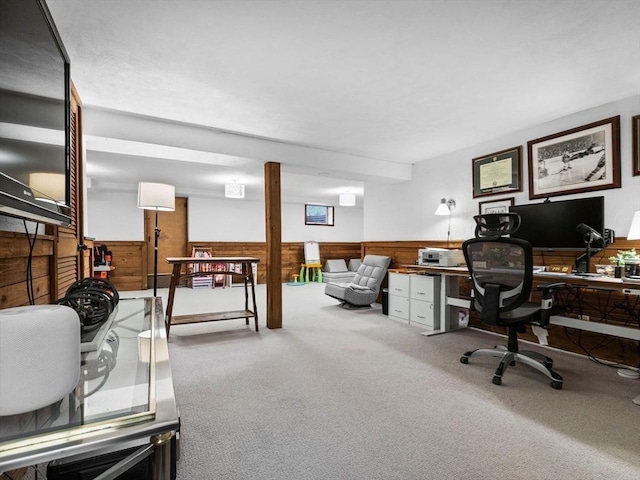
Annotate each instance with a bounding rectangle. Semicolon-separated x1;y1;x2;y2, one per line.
0;304;81;416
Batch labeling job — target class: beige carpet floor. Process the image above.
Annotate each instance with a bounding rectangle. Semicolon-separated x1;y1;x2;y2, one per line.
123;282;640;479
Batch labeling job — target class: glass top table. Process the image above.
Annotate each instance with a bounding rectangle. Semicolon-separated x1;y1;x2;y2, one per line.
0;297;179;478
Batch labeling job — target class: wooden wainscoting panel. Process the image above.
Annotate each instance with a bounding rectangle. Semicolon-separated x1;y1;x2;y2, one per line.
94;241;147;292
0;232;54;308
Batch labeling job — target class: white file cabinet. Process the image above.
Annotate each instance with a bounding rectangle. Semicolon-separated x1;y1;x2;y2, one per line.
409;274;440;331
388;273;410;324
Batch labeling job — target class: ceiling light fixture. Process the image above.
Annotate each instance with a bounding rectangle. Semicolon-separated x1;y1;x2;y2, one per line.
339;192;356;206
225;183;245;199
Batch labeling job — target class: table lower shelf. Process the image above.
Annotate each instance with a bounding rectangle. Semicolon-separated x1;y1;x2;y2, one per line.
169;310;258;331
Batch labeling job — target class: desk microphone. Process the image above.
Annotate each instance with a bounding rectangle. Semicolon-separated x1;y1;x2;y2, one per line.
576;223;603;241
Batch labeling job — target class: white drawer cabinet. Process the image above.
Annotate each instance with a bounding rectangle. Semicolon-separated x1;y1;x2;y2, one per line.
388;273;440;329
388;273;410;323
409;274;440;330
389;296;410;322
389;273;410;297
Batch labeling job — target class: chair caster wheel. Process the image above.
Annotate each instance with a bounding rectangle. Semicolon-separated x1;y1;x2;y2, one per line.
551;380;562;390
492;376;502;386
460;356;469;364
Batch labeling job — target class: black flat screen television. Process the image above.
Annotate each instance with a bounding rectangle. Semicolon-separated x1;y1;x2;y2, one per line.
509;196;605;250
0;0;71;226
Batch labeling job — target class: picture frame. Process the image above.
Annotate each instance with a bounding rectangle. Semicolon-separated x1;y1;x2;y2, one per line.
633;114;640;176
527;116;621;199
472;146;522;198
478;197;514;215
304;204;334;226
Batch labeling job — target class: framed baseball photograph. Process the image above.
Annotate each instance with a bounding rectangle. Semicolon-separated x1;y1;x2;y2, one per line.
472;146;522;198
527;116;621;199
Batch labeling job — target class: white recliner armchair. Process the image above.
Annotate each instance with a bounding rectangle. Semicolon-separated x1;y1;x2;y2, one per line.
324;255;391;308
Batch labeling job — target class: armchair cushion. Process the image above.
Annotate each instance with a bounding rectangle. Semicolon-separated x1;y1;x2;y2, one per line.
324;259;348;273
348;259;362;271
322;259;356;283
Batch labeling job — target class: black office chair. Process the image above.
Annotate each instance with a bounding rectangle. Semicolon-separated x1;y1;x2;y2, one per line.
460;213;564;389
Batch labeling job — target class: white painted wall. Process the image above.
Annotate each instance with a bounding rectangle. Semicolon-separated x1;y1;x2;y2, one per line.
87;192;364;242
281;203;363;242
364;95;640;241
85;96;639;243
86;191;143;240
188;196;265;241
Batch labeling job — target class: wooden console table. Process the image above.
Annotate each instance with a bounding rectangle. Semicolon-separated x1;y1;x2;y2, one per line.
165;257;260;338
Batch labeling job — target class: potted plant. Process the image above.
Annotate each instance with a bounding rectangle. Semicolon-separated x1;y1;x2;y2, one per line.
609;248;640;277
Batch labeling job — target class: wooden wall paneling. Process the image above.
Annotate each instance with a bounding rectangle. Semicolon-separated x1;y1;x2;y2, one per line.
94;241;147;292
0;232;54;308
81;238;94;278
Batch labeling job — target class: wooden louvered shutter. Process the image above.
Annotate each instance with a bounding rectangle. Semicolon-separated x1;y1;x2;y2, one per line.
52;84;84;301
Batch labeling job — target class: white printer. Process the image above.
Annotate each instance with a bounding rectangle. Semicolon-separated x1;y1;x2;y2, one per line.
418;248;465;267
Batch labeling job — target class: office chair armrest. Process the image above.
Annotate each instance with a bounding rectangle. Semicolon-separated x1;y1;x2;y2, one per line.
536;282;566;298
536;282;565;326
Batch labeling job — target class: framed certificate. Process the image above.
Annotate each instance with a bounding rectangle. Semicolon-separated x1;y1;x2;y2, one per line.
472;146;522;198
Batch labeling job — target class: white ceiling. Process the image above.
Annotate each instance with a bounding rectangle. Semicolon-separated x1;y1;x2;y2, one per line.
46;0;640;203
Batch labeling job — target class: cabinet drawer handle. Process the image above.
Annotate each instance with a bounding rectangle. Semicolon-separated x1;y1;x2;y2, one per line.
417;315;425;319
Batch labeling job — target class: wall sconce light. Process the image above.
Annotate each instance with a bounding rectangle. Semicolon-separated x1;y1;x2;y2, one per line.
339;193;356;206
628;211;640;240
225;183;245;199
435;198;456;215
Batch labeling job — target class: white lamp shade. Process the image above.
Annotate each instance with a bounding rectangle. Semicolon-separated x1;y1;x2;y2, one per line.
29;172;66;203
225;183;245;199
137;182;175;211
628;211;640;240
435;198;450;215
339;193;356;206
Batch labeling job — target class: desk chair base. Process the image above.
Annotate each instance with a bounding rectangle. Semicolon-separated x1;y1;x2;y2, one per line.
460;344;563;389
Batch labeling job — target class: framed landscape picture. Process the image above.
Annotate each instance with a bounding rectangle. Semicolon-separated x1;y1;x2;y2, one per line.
304;204;334;226
633;114;639;176
478;197;514;215
527;116;621;199
472;146;522;198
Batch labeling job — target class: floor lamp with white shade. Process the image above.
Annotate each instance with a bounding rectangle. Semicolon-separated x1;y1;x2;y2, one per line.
137;182;175;297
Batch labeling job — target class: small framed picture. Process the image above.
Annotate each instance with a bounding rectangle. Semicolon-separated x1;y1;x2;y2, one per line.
472;146;522;198
478;197;514;215
304;204;334;226
632;114;639;176
527;116;621;199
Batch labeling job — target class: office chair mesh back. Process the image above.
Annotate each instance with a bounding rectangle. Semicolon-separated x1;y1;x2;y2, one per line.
463;237;534;326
